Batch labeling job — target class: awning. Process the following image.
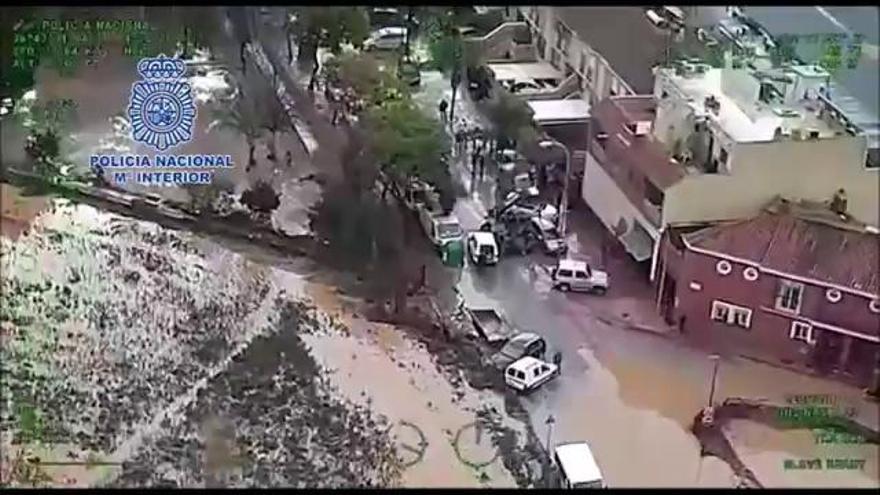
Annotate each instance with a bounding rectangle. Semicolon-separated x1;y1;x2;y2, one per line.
619;225;654;262
487;61;563;84
528;99;591;125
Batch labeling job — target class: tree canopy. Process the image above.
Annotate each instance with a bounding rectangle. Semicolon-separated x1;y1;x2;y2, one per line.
363;100;449;184
485;88;537;149
287;7;370;65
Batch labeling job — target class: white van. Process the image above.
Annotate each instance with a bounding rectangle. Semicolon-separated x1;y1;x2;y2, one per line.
554;442;605;488
504;356;559;392
364;26;408;51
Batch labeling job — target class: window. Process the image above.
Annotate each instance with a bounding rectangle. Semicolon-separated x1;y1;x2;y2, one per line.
558;269;573;278
866;148;879;170
711;301;731;322
825;289;842;303
574;271;588;279
743;267;759;281
533;367;542;377
716;260;732;275
790;321;814;344
776;280;804;313
710;300;752;329
733;308;752;328
871;299;880;314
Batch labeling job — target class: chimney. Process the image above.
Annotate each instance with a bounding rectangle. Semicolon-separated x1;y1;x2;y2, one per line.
830;188;848;216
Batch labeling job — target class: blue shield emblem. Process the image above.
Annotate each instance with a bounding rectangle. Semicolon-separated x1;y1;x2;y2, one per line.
128;55;197;151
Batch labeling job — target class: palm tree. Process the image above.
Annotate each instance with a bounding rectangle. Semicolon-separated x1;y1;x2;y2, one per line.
213;92;265;171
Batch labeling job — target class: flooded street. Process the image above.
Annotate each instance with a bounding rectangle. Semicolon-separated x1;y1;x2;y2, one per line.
0;196;532;487
452;202;880;488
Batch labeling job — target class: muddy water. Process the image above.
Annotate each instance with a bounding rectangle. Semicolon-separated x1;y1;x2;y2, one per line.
0;185;50;241
301;283;524;488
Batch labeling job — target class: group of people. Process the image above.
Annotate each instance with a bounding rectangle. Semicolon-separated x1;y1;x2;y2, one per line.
452;116;491;189
323;85;364;127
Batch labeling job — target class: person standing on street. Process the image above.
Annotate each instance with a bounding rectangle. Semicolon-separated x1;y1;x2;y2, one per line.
477;151;486;181
439;99;449;123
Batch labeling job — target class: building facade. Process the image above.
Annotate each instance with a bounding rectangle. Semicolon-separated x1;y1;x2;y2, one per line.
580;61;879;279
655;200;880;389
519;7;644;105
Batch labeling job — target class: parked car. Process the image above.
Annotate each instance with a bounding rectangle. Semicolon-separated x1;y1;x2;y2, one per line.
530;217;567;255
369;7;403;28
489;332;547;369
553;442;605;488
550;259;609;294
505;356;559;393
364;26;408;51
467;231;499;266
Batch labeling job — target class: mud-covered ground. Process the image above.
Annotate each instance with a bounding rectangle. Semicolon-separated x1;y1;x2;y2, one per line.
0;200;535;488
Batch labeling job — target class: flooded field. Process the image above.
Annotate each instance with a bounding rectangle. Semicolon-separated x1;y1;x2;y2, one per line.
0;200;528;487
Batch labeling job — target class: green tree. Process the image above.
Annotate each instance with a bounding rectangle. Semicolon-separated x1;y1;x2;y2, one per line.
287;7;370;86
819;36;843;76
485;88;536;153
363;100;450;200
328;52;407;109
424;7;478;124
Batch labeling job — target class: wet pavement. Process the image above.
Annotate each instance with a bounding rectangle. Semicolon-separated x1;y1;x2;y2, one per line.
414;66;880;488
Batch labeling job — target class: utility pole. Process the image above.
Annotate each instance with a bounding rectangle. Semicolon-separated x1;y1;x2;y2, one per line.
707;354;721;408
544;414;556;488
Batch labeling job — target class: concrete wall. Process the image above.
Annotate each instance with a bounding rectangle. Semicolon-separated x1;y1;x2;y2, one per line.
582;153;660;240
663;135;880;227
521;6;633;107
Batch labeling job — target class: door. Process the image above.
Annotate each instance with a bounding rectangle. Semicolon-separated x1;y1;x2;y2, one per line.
661;275;677;324
573;270;590;291
529;365;544;388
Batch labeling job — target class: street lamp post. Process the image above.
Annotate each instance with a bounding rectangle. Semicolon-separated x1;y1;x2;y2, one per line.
707;354;721;408
538;139;571;239
544;414;556;488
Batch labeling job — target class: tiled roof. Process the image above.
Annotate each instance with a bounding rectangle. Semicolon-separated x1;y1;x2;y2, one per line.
685;201;880;294
591;96;685;190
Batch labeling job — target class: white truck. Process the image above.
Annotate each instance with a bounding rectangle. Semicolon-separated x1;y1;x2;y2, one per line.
466;231;499;266
550;259;609;295
553;442;605;488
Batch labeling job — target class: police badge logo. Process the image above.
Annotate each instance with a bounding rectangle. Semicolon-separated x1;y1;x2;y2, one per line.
128;55;197;151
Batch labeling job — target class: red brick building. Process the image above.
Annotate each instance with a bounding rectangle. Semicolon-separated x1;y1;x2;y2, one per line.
655;199;880;389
